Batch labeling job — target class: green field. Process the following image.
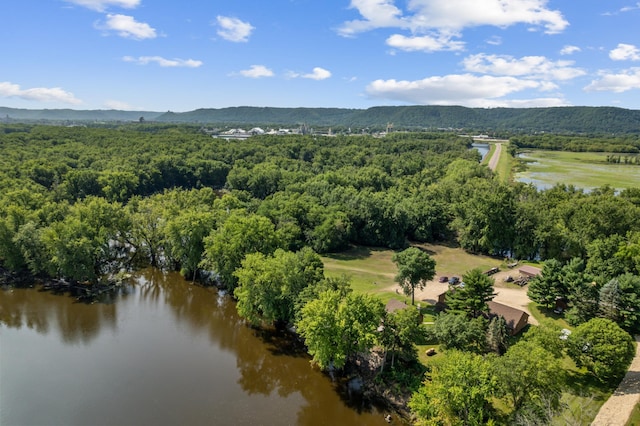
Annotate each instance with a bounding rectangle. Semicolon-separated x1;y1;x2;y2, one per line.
516;150;640;190
320;243;503;307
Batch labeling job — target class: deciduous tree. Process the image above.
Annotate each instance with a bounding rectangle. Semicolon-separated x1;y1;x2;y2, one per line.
392;247;436;305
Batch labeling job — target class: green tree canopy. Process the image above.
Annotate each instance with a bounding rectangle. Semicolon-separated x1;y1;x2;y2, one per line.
446;268;496;317
234;247;324;326
566;318;635;383
296;289;384;370
201;212;281;290
409;350;496;426
493;340;562;413
392;247;436;305
430;311;488;354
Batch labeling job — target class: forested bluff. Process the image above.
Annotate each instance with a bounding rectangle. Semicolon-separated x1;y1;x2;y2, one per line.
1;123;639;425
3;104;640;134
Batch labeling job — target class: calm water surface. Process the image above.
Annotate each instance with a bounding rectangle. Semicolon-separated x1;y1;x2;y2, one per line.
0;269;391;426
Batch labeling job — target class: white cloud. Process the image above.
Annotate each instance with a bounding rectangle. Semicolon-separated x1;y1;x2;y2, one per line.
585;68;640;93
386;33;464;52
64;0;140;12
288;67;332;80
610;43;640;61
339;0;568;40
339;0;406;36
238;65;274;78
560;45;581;55
104;100;134;110
365;73;555;106
0;81;82;104
123;56;203;67
97;14;157;39
486;36;502;46
462;53;585;80
216;16;254;42
620;2;640;12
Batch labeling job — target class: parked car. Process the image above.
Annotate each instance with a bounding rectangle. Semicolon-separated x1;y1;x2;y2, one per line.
448;276;460;285
438;276;448;283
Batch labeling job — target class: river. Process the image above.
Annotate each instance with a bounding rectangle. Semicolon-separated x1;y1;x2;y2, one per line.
0;268;392;426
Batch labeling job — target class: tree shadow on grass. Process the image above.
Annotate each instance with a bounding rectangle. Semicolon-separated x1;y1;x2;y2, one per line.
563;369;615;400
323;246;375;261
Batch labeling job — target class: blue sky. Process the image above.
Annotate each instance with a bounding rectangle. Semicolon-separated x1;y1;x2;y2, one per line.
2;0;640;111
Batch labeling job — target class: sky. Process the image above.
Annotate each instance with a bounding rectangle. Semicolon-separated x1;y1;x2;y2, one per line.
2;0;640;112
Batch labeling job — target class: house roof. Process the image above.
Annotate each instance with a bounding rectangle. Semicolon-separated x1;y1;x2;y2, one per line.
487;301;529;332
518;265;542;277
385;299;410;314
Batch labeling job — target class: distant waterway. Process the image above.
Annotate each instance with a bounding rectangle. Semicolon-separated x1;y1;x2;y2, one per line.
0;268;392;426
471;142;490;161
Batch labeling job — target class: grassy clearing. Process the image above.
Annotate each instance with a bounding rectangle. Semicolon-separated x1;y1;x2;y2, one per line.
528;302;573;330
321;244;503;296
515;150;640;190
627;403;640;426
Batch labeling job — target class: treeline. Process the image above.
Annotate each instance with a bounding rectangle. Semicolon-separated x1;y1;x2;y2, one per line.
1;124;640;287
5;105;640;134
511;134;640;153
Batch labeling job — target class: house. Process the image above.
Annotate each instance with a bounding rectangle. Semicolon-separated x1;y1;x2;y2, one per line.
385;299;423;323
487;301;529;335
385;298;410;314
518;265;541;278
435;292;529;335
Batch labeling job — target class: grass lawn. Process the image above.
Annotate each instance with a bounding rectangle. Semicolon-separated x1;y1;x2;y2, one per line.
321;243;503;298
515;150;640;191
627;403;640;426
528;302;573;330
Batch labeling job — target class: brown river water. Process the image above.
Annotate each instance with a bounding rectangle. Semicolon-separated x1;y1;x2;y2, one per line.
0;268;392;426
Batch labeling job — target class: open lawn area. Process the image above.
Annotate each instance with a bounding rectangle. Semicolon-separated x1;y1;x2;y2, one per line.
515;150;640;191
321;243;504;298
627;403;640;426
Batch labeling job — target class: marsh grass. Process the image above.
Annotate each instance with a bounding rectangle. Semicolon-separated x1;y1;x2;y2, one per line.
516;150;640;190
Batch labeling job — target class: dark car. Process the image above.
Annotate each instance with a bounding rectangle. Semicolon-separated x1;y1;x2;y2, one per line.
448;276;460;285
438;276;448;283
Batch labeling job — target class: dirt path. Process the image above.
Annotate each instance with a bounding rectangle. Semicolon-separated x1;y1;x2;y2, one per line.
488;142;502;171
591;335;640;426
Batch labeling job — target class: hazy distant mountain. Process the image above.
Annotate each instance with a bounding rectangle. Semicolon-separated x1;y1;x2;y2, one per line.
3;105;640;133
155;106;640;133
0;107;163;122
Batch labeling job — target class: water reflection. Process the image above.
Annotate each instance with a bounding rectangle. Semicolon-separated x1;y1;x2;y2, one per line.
0;270;391;426
0;285;117;345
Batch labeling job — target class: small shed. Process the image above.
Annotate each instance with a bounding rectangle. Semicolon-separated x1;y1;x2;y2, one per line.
385;299;423;323
518;265;541;278
385;299;410;314
487;301;529;335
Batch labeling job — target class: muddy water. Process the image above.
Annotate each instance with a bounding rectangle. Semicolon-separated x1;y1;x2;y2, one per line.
0;269;391;426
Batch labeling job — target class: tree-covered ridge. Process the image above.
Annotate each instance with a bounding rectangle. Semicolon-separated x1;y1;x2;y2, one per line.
4;105;640;133
511;134;640;153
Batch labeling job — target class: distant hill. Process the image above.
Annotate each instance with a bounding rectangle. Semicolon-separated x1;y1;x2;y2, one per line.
156;106;640;134
0;107;163;122
3;105;640;133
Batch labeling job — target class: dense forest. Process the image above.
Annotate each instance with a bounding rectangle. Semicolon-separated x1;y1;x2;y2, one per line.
1;123;639;425
4;105;640;133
